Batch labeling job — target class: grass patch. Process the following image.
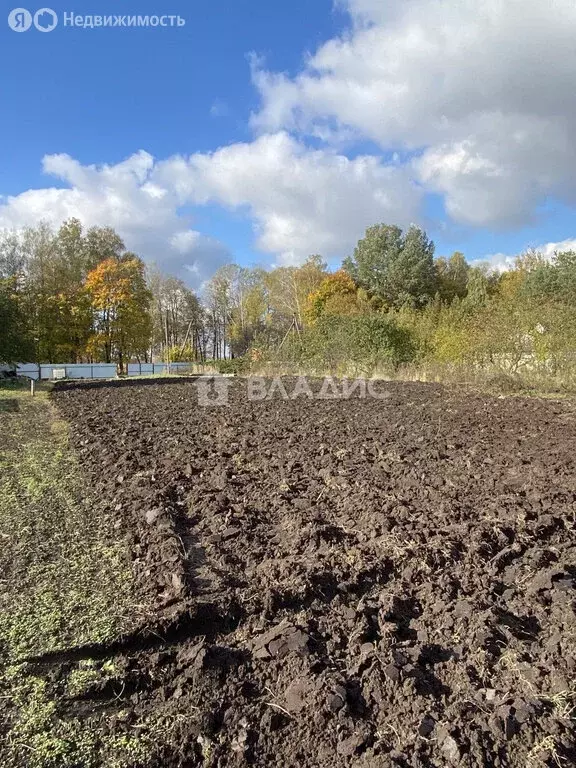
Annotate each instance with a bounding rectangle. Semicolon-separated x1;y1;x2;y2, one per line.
0;380;155;768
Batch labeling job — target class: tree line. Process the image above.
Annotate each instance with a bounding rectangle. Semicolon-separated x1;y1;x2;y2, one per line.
0;219;201;368
2;218;576;388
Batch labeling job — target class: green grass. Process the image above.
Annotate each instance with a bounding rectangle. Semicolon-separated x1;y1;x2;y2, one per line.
0;379;155;768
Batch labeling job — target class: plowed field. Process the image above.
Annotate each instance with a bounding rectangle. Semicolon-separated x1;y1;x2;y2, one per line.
26;378;576;766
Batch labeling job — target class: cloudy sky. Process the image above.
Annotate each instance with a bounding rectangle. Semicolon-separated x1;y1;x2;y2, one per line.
2;0;576;284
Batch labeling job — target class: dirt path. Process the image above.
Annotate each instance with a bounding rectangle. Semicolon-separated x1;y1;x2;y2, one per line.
8;378;576;767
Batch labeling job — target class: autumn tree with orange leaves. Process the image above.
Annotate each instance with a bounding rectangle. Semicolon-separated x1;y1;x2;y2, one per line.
305;269;360;323
85;255;152;371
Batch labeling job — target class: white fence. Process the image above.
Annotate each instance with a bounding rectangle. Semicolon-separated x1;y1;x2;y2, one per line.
126;362;195;377
13;362;205;381
17;363;118;381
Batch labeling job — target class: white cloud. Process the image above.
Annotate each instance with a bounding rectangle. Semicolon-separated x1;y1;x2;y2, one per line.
535;238;576;259
252;0;576;228
170;230;200;253
479;238;576;272
471;253;518;273
155;132;421;263
0;136;421;278
0;151;230;287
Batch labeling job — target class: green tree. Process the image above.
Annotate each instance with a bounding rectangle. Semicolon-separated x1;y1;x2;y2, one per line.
295;314;416;376
524;250;576;303
344;224;437;308
435;252;469;303
462;264;498;310
0;279;34;363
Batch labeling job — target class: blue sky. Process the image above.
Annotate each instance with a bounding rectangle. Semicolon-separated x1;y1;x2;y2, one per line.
2;0;576;284
1;0;341;172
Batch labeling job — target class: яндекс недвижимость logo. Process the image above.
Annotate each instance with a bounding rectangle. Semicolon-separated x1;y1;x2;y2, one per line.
8;7;58;32
7;9;185;30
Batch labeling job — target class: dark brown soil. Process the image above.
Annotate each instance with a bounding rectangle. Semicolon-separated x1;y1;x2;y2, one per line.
47;378;576;767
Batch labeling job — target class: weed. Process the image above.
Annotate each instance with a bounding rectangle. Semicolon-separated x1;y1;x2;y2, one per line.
527;735;566;767
541;690;576;721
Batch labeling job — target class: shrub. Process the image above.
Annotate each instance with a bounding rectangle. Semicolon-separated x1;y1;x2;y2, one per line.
208;357;249;375
267;314;417;376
